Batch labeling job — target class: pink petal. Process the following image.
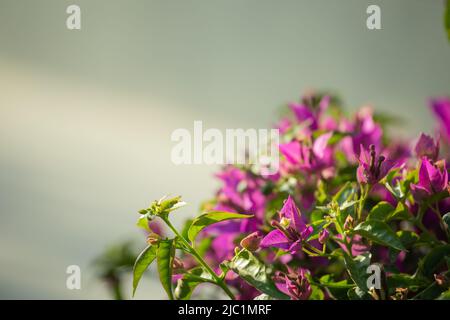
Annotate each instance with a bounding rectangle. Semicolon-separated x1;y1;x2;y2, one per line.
313;132;333;159
279;141;301;165
260;229;290;250
280;196;306;231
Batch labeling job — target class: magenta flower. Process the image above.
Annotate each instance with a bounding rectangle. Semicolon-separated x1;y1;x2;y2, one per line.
209;233;237;262
430;97;450;144
215;166;266;231
274;267;312;300
275;118;292;134
384;141;412;165
340;107;383;162
260;196;312;254
415;133;439;161
289;95;330;133
410;158;448;201
357;144;396;185
290;103;318;131
279;132;333;172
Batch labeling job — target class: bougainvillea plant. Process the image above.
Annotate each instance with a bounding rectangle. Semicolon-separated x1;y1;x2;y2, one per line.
105;93;450;300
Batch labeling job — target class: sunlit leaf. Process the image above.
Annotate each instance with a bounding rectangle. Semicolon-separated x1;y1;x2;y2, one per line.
174;267;214;300
418;244;450;279
136;215;151;232
132;245;157;296
309;285;325;300
188;211;253;242
157;239;175;300
367;201;394;221
353;220;405;251
344;253;371;292
226;249;289;300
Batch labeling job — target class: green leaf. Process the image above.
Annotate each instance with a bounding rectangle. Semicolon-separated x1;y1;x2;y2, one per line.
340;200;358;211
180;218;194;240
315;180;328;204
367;202;394;221
196;237;213;258
332;182;355;207
437;289;450;300
136;215;151;232
330;182;358;229
156;239;175;300
387;202;412;222
413;281;446;300
188;211;253;242
310;209;325;223
132;245;157;296
174;278;200;300
353;220;406;251
385;181;404;200
309;285;325;300
319;274;353;289
366;202;411;229
386;273;425;292
174;267;214;300
418;244;450;278
344;253;371;292
396;230;419;249
227;249;289;300
319;275;352;300
446;256;450;269
159;195;187;213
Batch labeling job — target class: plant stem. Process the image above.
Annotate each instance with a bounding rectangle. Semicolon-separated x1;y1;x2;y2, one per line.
161;216;236;300
414;205;440;244
357;184;370;222
303;243;336;258
429;203;449;237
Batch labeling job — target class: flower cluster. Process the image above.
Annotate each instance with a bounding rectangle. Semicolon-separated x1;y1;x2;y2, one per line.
129;92;450;301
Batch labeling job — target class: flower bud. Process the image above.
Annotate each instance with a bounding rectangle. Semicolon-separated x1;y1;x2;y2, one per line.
434;273;448;287
391;287;408;300
410;158;448;201
368;287;380;300
159;195;186;213
318;229;329;244
240;232;262;251
343;215;354;230
146;233;160;245
414;133;439;161
172;257;185;273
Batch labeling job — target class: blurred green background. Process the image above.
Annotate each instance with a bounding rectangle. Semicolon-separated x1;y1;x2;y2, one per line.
0;0;449;299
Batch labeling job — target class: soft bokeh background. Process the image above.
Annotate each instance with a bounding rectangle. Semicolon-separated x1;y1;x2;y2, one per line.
0;0;449;299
